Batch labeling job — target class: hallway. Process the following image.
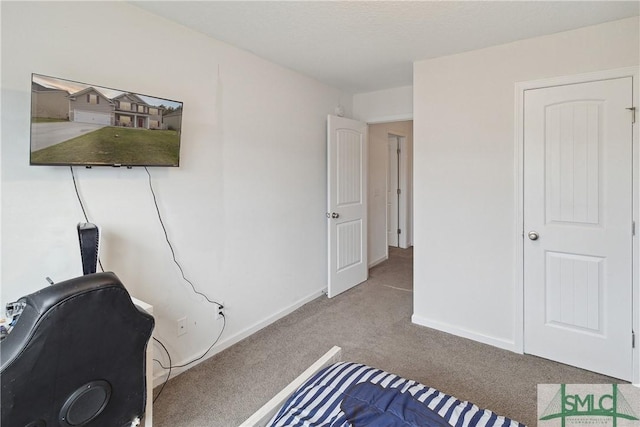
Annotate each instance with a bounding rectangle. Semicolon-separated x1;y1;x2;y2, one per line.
368;246;413;292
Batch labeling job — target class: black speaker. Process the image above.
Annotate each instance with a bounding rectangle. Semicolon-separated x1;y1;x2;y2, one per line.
59;380;111;427
77;223;99;275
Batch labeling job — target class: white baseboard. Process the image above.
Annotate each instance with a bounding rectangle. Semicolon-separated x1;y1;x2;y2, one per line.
368;254;388;268
152;288;325;387
411;314;517;353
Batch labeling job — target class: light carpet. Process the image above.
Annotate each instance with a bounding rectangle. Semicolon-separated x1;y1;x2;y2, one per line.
152;247;620;427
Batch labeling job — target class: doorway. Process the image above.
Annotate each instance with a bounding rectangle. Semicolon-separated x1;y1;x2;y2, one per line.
388;135;400;247
387;134;410;249
367;121;413;268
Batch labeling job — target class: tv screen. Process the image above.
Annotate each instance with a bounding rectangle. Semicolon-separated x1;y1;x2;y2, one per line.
30;73;183;167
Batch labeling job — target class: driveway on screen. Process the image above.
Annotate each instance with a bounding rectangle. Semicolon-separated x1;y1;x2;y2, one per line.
31;122;106;151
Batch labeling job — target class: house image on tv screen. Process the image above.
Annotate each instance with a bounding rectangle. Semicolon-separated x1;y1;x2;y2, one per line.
30;74;183;166
31;74;182;131
67;88;166;130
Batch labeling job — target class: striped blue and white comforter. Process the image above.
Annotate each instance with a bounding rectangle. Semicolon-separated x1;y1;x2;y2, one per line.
267;362;525;427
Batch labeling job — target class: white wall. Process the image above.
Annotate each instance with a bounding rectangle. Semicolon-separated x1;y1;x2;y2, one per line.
367;121;413;267
1;2;351;383
353;86;413;123
413;17;639;349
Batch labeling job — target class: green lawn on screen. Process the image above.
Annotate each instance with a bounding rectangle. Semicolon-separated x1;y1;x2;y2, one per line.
31;126;180;166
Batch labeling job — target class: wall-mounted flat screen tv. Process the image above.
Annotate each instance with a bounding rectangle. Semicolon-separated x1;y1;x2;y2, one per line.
30;73;183;167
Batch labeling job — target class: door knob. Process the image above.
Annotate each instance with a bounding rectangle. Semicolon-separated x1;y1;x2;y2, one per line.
528;231;539;241
331;212;340;219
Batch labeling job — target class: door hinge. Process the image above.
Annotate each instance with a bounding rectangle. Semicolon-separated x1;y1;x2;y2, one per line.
627;107;636;124
397;229;401;235
397;148;401;155
397;188;401;195
633;221;636;236
633;330;636;348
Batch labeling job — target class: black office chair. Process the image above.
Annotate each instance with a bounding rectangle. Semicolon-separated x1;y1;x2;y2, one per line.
0;272;154;427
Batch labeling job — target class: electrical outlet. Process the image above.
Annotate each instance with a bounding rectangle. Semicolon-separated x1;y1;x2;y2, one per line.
216;303;225;320
177;317;187;336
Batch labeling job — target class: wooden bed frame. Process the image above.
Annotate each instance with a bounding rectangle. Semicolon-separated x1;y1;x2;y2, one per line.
240;346;343;427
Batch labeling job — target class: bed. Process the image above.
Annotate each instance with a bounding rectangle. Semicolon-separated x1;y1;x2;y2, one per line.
241;346;525;427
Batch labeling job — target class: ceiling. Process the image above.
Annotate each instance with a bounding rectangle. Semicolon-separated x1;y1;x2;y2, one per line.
130;1;640;94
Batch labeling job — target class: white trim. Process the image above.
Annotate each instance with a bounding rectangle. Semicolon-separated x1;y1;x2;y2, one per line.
152;287;325;387
387;134;399;250
398;135;410;249
513;81;525;355
365;113;413;124
411;314;518;352
514;66;640;382
515;67;639;92
633;70;640;384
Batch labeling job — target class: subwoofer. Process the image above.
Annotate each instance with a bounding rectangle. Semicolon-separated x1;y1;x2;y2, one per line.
59;380;112;427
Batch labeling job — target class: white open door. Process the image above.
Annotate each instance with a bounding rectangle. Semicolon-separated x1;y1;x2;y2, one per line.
523;77;633;380
327;115;368;298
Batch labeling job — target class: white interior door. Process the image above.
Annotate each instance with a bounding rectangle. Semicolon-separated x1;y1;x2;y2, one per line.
523;77;633;380
387;136;399;247
327;115;368;298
